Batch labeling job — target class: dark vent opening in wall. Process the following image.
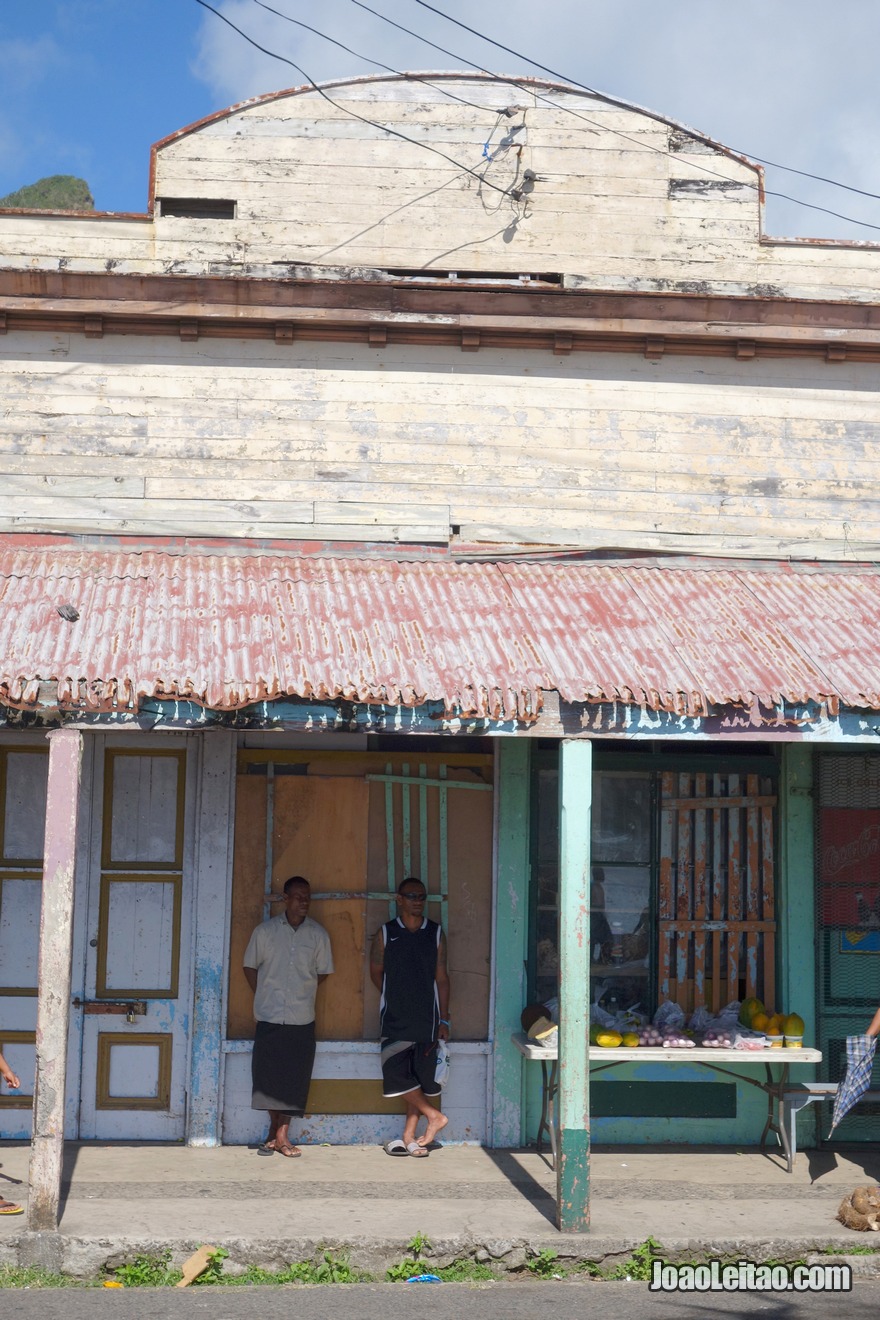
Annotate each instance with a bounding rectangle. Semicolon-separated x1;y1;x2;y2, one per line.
384;269;562;286
158;198;236;219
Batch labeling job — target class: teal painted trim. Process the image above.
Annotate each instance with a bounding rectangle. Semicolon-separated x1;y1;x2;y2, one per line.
556;1128;590;1232
402;762;412;874
779;745;817;1147
557;738;592;1232
592;1082;736;1118
491;741;530;1147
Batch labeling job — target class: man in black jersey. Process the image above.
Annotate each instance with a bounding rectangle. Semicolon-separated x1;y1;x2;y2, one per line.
370;877;450;1156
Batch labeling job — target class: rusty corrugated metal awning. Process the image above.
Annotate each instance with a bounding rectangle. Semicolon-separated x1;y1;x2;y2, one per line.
1;548;879;719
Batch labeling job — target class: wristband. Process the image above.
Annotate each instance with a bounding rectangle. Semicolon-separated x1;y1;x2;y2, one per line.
439;1019;450;1027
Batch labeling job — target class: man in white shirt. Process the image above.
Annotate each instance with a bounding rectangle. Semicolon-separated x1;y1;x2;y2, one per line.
243;875;334;1158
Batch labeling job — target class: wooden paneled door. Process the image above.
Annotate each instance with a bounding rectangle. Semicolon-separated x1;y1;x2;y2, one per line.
227;751;494;1117
0;745;49;1138
77;747;193;1139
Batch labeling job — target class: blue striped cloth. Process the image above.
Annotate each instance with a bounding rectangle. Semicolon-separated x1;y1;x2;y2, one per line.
830;1034;877;1133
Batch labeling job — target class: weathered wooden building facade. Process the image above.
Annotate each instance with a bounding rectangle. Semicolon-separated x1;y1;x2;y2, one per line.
1;74;880;1229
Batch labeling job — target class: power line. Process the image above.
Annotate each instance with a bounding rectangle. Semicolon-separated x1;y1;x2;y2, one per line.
350;0;880;232
410;0;880;229
193;0;514;196
249;0;494;114
197;0;880;235
727;151;880;204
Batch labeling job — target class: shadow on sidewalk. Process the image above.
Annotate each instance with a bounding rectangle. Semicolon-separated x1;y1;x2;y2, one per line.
481;1148;556;1228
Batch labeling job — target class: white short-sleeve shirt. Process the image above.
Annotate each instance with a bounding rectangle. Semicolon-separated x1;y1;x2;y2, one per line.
243;914;334;1025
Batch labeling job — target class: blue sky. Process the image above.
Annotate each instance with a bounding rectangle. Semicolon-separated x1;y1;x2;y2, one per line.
2;0;879;240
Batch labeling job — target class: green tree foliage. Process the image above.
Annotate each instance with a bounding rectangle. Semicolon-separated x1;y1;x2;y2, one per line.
0;175;94;211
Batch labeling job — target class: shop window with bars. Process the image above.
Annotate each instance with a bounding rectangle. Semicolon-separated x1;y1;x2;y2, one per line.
658;772;776;1015
531;760;778;1019
815;752;880;1142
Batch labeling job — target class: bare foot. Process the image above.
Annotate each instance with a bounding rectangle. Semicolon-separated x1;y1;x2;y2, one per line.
275;1141;302;1158
418;1112;449;1147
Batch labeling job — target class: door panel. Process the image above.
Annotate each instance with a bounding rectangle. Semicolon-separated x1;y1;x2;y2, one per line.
0;746;48;1137
78;747;191;1140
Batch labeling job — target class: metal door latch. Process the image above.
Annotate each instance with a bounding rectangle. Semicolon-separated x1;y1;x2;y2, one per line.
72;998;148;1022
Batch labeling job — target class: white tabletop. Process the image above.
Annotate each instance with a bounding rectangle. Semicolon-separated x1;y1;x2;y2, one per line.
511;1030;822;1065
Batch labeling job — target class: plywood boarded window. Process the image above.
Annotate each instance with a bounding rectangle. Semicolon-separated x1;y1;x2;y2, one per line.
227;751;493;1043
659;771;776;1014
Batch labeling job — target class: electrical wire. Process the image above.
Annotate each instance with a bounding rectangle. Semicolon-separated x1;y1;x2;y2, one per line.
193;0;513;196
725;152;880;204
411;0;880;228
349;0;880;231
197;0;880;234
249;0;495;113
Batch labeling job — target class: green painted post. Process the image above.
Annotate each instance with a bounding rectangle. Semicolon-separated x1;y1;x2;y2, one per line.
557;737;592;1232
492;740;531;1147
779;745;816;1144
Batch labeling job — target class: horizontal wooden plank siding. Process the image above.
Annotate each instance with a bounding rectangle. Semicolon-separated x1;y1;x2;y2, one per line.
0;332;877;553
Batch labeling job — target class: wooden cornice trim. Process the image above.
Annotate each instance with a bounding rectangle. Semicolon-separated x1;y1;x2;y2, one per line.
1;268;879;328
1;268;880;358
2;305;880;361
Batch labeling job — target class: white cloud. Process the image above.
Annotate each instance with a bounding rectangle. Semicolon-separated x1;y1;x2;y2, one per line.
190;0;880;239
0;34;65;94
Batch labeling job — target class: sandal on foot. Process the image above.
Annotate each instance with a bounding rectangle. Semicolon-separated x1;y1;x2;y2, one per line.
383;1138;410;1157
405;1141;429;1158
257;1142;276;1157
276;1142;302;1158
0;1200;22;1215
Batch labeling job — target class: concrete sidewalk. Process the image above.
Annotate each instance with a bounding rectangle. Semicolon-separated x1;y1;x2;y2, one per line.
0;1141;878;1278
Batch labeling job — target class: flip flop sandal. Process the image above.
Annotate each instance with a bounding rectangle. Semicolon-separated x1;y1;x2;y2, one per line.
405;1141;429;1158
257;1142;276;1157
0;1201;22;1215
383;1138;410;1157
275;1143;302;1158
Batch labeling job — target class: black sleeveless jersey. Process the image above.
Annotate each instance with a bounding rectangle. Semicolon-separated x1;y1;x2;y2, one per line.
378;917;441;1042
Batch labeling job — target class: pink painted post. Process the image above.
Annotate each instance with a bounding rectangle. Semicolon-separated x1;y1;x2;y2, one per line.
27;729;83;1232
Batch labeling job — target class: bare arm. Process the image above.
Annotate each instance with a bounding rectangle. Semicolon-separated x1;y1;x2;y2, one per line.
243;966;258;996
0;1050;19;1090
867;1005;880;1037
369;929;384;993
436;932;450;1042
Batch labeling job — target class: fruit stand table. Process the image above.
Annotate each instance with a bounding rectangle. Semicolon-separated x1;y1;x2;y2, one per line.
511;1030;822;1174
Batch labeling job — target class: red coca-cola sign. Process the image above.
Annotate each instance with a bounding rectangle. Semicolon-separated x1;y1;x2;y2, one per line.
820;808;880;927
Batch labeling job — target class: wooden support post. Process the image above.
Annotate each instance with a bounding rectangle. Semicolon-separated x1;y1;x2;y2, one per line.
779;745;817;1146
556;737;592;1233
491;740;530;1146
28;728;83;1232
187;732;236;1146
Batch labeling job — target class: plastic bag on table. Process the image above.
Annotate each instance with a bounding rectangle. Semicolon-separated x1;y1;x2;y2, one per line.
733;1027;767;1051
696;1001;741;1047
653;1000;685;1031
590;1000;616;1029
717;1001;742;1030
688;1006;712;1034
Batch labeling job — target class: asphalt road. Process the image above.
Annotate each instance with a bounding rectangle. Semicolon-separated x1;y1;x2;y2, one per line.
3;1281;878;1319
